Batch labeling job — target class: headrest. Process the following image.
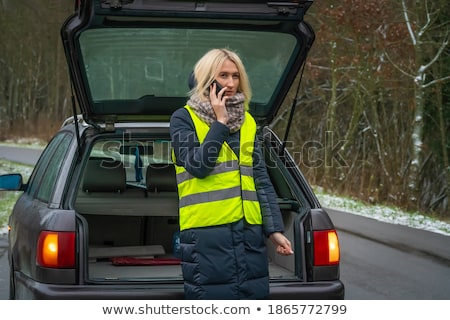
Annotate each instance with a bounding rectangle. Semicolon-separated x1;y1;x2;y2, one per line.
82;158;126;193
146;164;177;192
188;71;196;90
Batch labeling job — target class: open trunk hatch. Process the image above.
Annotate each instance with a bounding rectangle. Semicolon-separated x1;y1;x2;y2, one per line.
61;0;315;126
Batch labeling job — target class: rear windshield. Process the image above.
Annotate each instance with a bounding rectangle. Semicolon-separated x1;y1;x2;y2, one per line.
79;27;297;115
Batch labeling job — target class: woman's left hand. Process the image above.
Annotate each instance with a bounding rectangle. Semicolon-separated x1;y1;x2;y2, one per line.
269;232;294;256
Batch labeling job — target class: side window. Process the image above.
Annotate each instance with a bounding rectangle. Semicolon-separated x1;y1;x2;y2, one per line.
27;132;72;203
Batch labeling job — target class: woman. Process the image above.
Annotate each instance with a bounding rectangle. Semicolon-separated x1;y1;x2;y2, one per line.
170;48;293;300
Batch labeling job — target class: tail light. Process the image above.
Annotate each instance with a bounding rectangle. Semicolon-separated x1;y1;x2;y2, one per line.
313;230;340;266
37;231;76;268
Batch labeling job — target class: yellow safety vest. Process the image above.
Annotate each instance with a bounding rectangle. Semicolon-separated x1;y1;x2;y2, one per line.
174;105;263;231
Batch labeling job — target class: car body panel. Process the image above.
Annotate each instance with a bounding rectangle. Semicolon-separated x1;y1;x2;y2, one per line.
3;120;344;299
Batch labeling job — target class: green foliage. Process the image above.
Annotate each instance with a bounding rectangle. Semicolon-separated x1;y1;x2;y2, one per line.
0;192;21;228
0;160;34;230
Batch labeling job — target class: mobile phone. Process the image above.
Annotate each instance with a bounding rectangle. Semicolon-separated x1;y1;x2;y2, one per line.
212;80;224;95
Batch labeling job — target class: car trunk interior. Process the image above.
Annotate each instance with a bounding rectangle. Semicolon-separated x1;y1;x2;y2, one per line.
73;137;304;282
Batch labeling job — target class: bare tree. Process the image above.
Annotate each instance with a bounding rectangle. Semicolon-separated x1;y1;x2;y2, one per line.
387;0;450;211
282;0;450;218
0;0;73;140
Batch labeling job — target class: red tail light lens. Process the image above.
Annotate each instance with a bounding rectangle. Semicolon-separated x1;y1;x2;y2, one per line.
37;231;76;268
313;230;340;266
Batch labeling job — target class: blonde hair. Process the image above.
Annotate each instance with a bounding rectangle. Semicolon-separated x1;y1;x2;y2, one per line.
190;48;252;104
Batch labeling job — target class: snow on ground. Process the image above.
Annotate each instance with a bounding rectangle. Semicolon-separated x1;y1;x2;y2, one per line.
316;191;450;237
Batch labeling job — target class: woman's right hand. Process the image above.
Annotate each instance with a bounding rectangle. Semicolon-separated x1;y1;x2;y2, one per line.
210;82;229;125
269;232;294;256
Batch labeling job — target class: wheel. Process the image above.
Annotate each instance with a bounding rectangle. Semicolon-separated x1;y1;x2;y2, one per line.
8;256;15;300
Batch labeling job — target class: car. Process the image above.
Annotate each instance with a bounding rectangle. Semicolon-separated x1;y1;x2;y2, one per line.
0;0;344;299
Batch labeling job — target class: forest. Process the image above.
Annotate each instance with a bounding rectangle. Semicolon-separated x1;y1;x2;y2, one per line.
0;0;449;219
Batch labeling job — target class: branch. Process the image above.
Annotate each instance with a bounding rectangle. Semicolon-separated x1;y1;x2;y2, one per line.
384;50;415;79
422;75;450;89
417;0;433;39
402;0;417;45
421;35;449;73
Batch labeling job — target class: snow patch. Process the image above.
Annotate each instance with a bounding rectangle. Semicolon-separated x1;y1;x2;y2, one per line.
317;192;450;236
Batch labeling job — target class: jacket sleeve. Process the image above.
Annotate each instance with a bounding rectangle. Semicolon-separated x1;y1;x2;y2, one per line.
170;108;230;178
252;138;285;236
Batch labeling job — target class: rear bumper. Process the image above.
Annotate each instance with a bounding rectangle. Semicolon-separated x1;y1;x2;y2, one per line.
13;272;344;300
269;281;345;300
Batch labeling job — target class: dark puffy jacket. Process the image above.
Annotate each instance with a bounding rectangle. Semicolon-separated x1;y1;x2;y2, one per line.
170;107;285;299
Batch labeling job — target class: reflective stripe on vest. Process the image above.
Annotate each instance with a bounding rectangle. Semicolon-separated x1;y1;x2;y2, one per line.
174;105;262;230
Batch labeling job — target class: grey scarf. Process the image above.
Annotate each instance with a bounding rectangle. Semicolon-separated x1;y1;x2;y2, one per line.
187;92;245;133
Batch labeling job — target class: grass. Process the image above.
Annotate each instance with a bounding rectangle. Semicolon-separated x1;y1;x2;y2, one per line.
0;138;47;149
0;193;21;228
0;160;34;232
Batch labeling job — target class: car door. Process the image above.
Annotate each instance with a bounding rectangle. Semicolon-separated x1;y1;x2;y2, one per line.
9;130;78;291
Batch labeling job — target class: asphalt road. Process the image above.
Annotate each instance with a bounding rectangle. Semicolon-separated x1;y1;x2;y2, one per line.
0;235;8;299
0;145;42;166
327;208;450;299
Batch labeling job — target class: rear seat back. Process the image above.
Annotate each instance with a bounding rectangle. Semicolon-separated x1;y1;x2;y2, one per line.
75;160;179;217
82;158;126;193
146;163;177;193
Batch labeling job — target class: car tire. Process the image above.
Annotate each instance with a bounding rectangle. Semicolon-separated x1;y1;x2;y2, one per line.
9;259;15;300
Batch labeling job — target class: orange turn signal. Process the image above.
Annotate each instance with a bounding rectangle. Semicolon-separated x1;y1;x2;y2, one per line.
313;230;340;266
37;231;76;268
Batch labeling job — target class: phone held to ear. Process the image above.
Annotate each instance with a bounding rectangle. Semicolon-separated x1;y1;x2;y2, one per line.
212;80;224;95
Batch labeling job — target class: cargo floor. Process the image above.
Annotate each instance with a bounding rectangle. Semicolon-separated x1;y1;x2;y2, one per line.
88;261;295;281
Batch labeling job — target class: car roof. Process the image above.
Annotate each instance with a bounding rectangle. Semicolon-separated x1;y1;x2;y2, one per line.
61;0;315;126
